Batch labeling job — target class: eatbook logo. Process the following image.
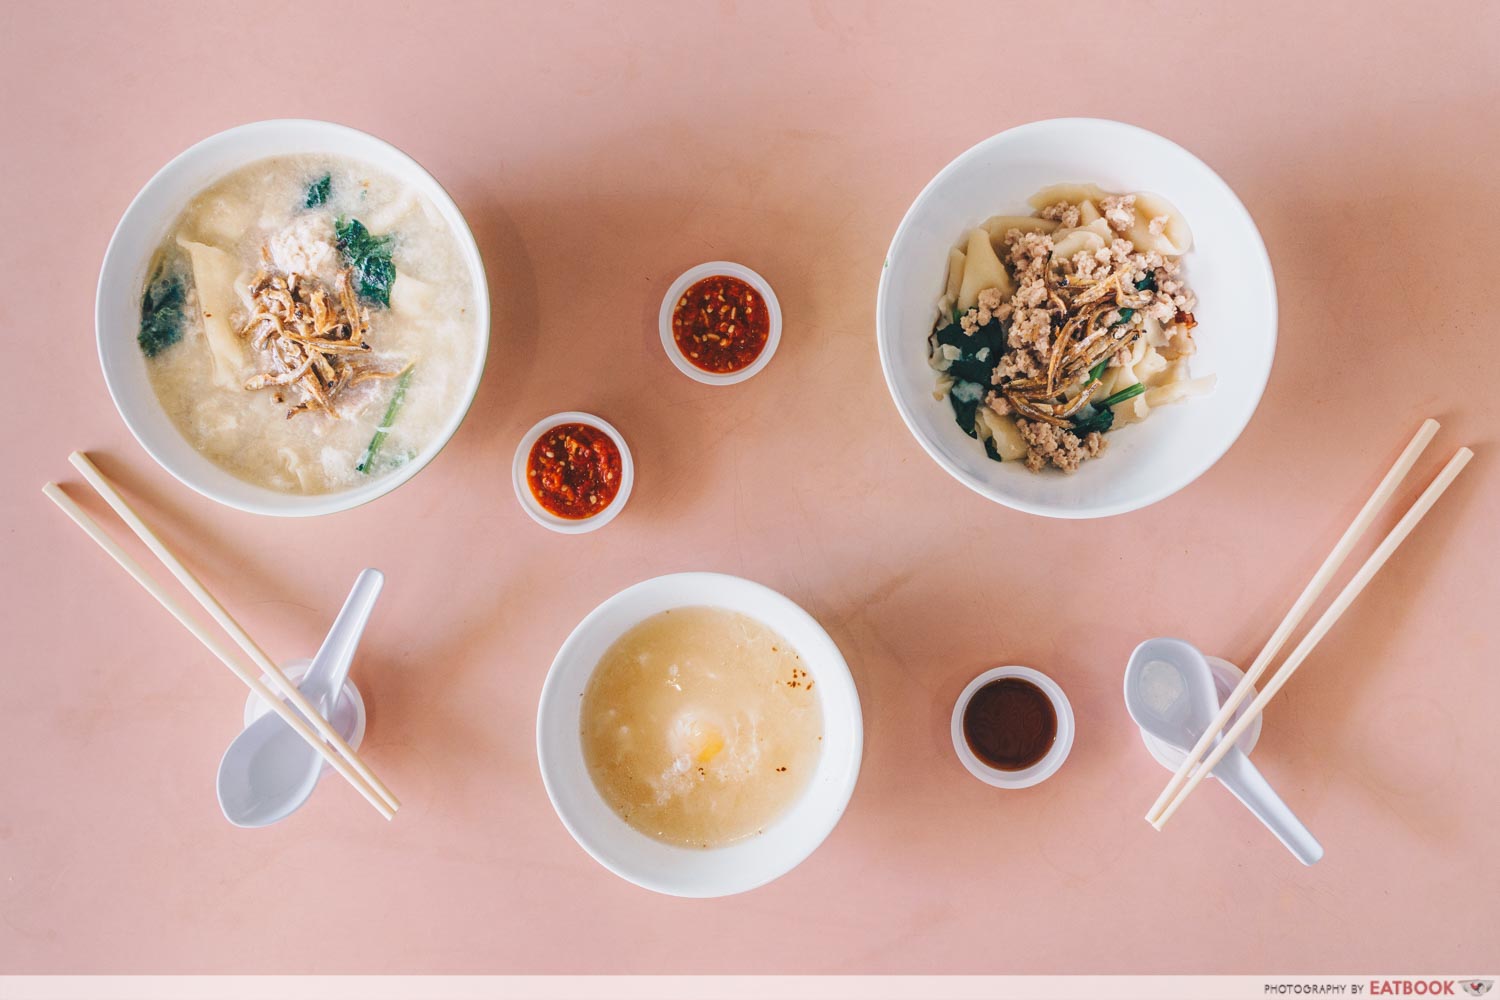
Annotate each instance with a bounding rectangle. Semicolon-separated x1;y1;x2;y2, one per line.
1462;983;1494;997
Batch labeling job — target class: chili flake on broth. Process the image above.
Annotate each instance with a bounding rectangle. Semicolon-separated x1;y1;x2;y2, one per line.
671;275;770;374
527;423;622;519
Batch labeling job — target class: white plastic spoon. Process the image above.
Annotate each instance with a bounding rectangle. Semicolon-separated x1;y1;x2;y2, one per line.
1123;637;1324;865
216;569;384;828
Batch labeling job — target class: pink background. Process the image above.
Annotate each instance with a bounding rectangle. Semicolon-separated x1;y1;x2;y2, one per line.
2;0;1497;975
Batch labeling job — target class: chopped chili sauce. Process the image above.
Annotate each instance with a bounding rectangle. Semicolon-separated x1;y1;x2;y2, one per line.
671;275;770;374
527;423;622;520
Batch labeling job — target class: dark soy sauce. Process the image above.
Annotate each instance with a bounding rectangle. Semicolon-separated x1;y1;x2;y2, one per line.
963;677;1058;771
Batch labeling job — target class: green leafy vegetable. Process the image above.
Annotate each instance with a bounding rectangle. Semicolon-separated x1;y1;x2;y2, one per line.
935;311;1012;458
947;354;996;385
304;174;331;208
1093;381;1147;410
138;269;186;358
1088;358;1109;382
357;367;414;474
1135;273;1156;292
1111;307;1135;327
1070;381;1148;436
949;379;984;439
1071;407;1114;436
934;313;1006;386
336;217;396;307
933;320;967;351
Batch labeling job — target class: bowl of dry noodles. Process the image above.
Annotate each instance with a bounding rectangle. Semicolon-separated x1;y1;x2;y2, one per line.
876;118;1275;518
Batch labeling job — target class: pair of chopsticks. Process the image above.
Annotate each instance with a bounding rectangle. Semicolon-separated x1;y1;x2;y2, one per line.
44;452;400;821
1147;419;1471;830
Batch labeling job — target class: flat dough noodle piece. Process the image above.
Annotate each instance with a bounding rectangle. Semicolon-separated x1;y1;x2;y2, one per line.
1028;183;1109;210
944;247;966;304
1135;343;1169;383
1112;393;1151;426
191;196;256;248
1051;219;1112;262
976;406;1028;461
363;191;419;234
979;215;1059;245
1093;364;1121;398
390;273;437;318
1145;372;1215;407
176;236;244;388
1142;312;1170;347
958;226;1013;311
1126;191;1193;255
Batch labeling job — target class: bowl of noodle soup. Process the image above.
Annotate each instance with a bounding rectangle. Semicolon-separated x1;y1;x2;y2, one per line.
876;118;1275;518
96;120;489;517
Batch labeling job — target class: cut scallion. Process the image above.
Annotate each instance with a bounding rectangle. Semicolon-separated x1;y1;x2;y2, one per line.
1093;381;1146;409
356;366;414;474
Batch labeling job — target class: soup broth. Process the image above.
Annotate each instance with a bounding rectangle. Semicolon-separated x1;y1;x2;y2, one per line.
580;607;823;849
140;154;480;494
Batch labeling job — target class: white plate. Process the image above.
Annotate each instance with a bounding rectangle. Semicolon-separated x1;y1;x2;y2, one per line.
876;118;1276;518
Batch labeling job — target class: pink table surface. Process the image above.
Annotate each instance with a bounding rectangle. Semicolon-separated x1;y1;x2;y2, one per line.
2;0;1497;976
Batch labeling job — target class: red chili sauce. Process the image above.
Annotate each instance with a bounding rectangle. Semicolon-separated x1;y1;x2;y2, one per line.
670;275;770;374
527;423;622;519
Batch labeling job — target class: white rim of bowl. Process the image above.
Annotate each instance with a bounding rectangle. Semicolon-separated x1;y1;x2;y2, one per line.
511;411;634;534
874;116;1278;519
658;261;782;385
535;572;864;897
951;665;1075;789
95;118;491;518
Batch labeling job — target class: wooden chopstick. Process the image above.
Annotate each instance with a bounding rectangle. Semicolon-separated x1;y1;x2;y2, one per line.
65;451;400;813
1145;419;1440;824
71;453;400;811
1151;446;1473;830
43;483;395;821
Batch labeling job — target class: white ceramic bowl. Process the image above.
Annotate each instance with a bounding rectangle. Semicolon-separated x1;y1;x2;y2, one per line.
511;411;634;534
536;573;863;897
658;261;782;385
96;119;491;517
877;118;1276;518
951;665;1075;789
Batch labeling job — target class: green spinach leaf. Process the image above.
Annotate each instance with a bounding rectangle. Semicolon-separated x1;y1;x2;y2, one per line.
138;271;185;358
305;174;331;208
933;319;968;351
336;217;396;307
1071;407;1114;436
949;379;984;438
935;313;1006;385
